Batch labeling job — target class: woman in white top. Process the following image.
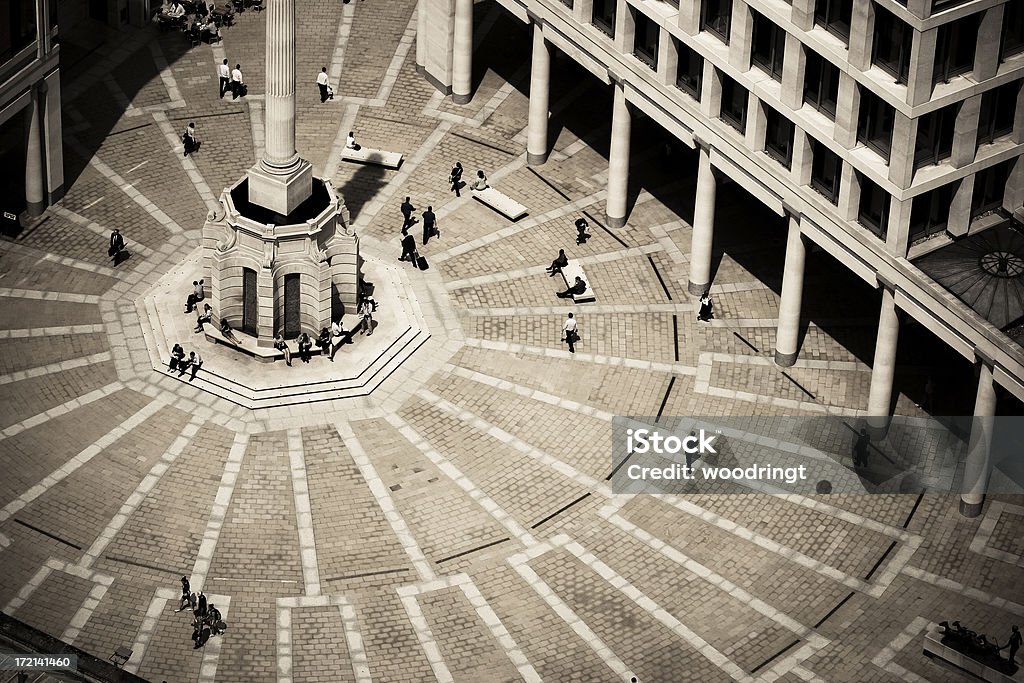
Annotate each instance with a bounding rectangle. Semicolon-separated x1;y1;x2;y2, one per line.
470;170;488;191
345;131;360;150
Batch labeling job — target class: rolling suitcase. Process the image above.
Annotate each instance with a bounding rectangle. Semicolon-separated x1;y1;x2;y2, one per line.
416;254;429;271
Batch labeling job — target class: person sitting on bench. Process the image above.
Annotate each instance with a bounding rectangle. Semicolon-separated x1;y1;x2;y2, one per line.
470;170;489;191
546;249;568;277
220;318;241;345
314;327;330;355
557;276;588;299
297;332;313;363
274;334;292;366
169;343;186;371
194;303;213;332
345;131;360;151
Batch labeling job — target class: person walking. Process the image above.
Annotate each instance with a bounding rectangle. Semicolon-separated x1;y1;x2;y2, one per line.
230;63;244;99
1001;625;1021;664
449;162;463;197
316;67;331;102
562;312;579;354
852;429;870;468
274;334;292;366
196;592;208;620
175;576;192;612
575;217;589;245
218;58;230;98
297;332;312;363
182;122;199;157
421;206;436;245
400;229;417;264
109;228;126;265
329;318;345;360
400;196;415;230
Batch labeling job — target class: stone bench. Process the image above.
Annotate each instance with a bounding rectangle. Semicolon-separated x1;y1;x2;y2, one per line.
203;314;362;362
923;626;1021;683
340;147;404;169
560;260;596;303
471;187;527;221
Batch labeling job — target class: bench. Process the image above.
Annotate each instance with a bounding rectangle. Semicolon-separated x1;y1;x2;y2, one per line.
471;187;528;221
203;314;362;362
340;147;404;169
560;260;596;303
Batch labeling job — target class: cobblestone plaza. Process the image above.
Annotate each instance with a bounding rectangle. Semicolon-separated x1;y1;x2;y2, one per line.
1;0;1024;681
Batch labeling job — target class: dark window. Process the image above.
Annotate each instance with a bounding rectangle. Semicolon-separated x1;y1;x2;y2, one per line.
1003;2;1024;61
764;106;795;168
972;161;1011;217
909;183;955;243
720;73;747;132
701;0;732;43
872;6;912;84
675;40;703;99
0;0;37;64
804;51;839;118
977;80;1020;147
592;0;616;37
633;11;659;69
933;0;970;10
858;175;890;238
813;0;851;41
810;142;842;204
914;104;957;169
662;0;679;8
934;15;978;83
857;90;895;160
558;0;573;7
751;12;785;81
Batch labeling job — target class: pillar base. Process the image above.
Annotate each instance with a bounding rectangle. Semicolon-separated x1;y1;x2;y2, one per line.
415;64;425;74
420;69;452;96
527;151;548;166
866;415;890;440
958;497;984;518
688;280;709;296
452;92;472;105
605;214;626;229
24;200;45;218
774;349;798;367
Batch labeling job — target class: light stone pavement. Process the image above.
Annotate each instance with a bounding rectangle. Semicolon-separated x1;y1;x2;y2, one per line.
0;2;1021;682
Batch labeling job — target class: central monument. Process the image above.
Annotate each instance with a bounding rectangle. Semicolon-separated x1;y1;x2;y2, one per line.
202;0;358;348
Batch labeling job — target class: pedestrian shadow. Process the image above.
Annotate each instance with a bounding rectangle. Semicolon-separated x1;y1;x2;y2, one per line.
336;162;388;225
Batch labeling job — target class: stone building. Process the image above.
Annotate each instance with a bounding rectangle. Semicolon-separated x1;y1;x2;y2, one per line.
0;0;63;220
417;0;1024;514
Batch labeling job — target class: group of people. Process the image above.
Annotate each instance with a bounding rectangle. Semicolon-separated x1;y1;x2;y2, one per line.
446;162;489;198
169;343;203;380
217;59;246;99
273;296;377;367
176;576;226;650
158;2;226;42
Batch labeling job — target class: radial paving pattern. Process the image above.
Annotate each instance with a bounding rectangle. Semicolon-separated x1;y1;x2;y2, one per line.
0;2;1022;682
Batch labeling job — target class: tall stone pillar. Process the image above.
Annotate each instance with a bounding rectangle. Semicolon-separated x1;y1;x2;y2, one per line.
527;23;551;166
866;285;900;435
416;0;427;71
606;80;631;228
24;89;45;217
452;0;473;104
688;142;716;295
960;360;997;517
247;0;312;216
775;212;806;367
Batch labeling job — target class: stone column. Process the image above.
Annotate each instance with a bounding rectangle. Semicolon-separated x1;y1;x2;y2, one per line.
688;142;716;295
527;23;551;166
416;0;427;71
866;284;900;435
452;0;473;104
775;212;806;367
606;80;631;228
960;359;997;517
24;89;45;217
248;0;312;216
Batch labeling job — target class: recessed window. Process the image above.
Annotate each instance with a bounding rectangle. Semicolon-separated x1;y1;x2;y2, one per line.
914;103;958;170
803;51;839;119
675;40;703;100
1002;2;1024;62
557;0;573;8
720;73;747;132
701;0;732;44
633;11;659;69
1;0;37;62
977;80;1021;147
909;183;955;243
972;161;1011;217
934;15;978;83
872;6;912;84
857;90;895;161
661;0;680;8
751;11;785;81
764;106;795;168
858;175;890;238
810;142;841;204
592;0;616;37
814;0;851;42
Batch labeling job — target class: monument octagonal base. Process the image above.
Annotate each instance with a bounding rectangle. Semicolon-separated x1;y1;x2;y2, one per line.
138;248;430;410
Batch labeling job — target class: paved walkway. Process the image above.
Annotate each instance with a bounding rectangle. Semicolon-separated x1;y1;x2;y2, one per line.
0;3;1020;682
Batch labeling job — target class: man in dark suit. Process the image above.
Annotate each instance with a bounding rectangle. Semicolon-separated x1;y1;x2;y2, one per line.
422;206;436;245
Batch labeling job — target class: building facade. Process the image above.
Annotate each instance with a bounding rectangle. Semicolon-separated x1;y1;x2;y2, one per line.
0;0;63;219
418;0;1024;514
